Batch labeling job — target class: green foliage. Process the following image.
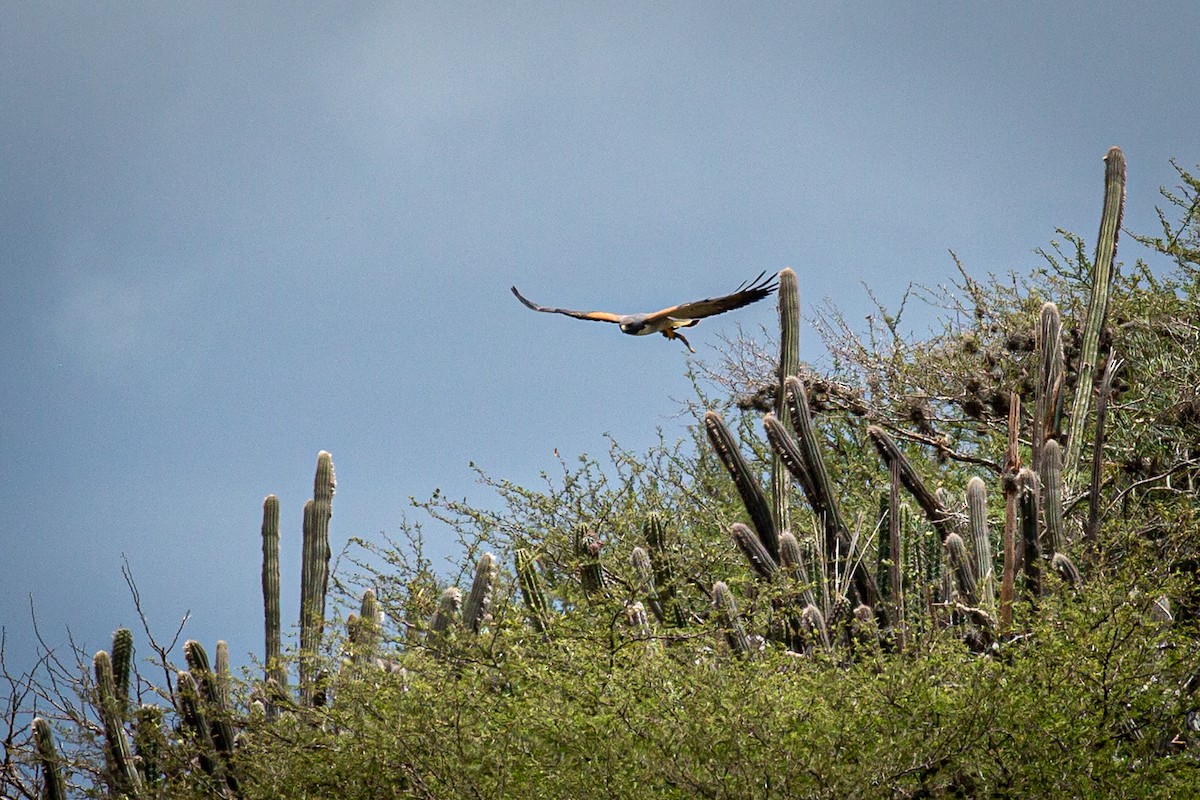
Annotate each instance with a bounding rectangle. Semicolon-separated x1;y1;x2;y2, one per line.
229;579;1200;799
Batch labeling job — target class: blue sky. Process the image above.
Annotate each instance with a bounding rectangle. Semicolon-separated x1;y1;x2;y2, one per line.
3;3;1198;676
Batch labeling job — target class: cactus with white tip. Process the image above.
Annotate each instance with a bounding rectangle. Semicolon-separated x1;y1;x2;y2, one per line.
462;552;498;634
712;581;751;655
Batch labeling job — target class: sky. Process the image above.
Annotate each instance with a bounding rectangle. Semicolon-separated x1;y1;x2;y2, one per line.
3;3;1199;679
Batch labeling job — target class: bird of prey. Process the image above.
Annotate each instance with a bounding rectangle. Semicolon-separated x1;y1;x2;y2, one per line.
510;271;778;353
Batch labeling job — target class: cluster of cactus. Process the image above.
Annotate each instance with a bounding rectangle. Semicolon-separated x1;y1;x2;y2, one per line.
692;151;1127;653
424;551;499;650
36;450;357;794
30;625;242;798
503;150;1125;657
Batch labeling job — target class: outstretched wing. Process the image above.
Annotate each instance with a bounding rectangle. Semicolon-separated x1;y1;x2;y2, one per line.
511;286;623;323
645;271;779;321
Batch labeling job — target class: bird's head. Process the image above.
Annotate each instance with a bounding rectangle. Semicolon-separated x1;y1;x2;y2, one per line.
618;314;647;335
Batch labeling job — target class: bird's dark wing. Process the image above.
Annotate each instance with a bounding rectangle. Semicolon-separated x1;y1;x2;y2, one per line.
645;271;779;321
511;286;623;323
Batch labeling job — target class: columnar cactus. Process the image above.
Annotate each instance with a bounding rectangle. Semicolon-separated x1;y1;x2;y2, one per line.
1040;438;1065;556
428;587;462;640
1000;392;1021;629
299;451;335;706
763;411;816;504
349;589;382;666
1017;468;1042;598
1051;552;1081;587
573;525;606;594
1033;301;1064;471
1065;146;1126;486
625;601;652;638
867;426;956;543
132;704;165;788
799;603;831;652
215;640;232;711
944;532;978;606
93;650;142;797
965;476;996;609
630;547;665;624
782;378;846;556
778;531;816;608
772;268;801;533
643;513;686;626
731;522;778;581
712;581;751;655
1087;353;1123;542
260;493;285;699
886;459;907;648
32;717;68;800
705;410;778;561
183;640;238;792
176;670;221;782
110;627;134;717
462;552;498;634
785;378;881;610
515;548;552;632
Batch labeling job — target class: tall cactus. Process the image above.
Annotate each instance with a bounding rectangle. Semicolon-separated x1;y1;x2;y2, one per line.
573;525;606;594
428;587;462;641
867;426;956;543
785;378;880;609
772;268;801;533
1000;392;1021;629
763;412;816;507
184;640;238;793
705;411;778;561
176;670;221;782
965;477;996;610
515;548;552;633
800;603;831;652
778;531;816;608
1064;146;1126;486
1052;552;1081;587
1017;468;1042;598
260;493;285;701
712;581;752;655
110;627;134;717
944;532;978;606
1040;438;1065;556
1086;353;1123;542
132;704;165;788
1033;302;1064;473
886;458;906;649
299;451;335;706
349;588;382;666
462;552;498;634
32;717;68;800
630;547;666;624
93;650;142;797
644;514;687;627
730;522;778;581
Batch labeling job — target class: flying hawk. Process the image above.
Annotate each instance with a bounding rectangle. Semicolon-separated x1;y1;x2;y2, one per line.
510;271;779;352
